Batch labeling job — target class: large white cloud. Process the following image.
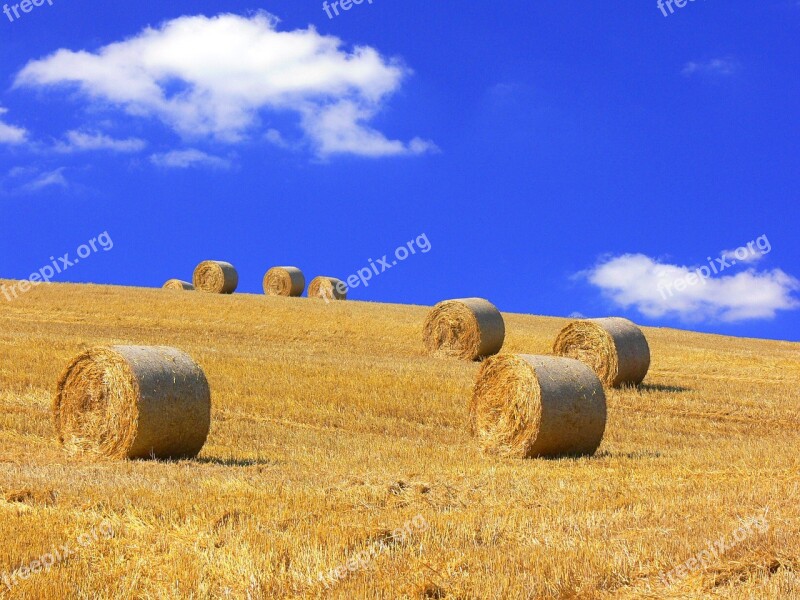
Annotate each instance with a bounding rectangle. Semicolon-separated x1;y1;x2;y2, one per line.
583;253;800;322
14;12;434;157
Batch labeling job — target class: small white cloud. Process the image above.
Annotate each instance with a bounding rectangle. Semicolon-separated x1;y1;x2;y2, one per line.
150;149;231;169
0;107;28;145
489;82;517;97
568;311;586;319
15;12;434;158
721;248;763;265
55;130;146;153
18;168;68;192
264;128;290;148
7;165;37;178
682;58;738;77
582;253;800;323
302;100;438;157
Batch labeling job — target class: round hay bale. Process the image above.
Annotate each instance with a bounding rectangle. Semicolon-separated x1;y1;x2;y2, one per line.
552;317;650;387
162;279;194;291
263;266;305;297
422;298;505;361
53;345;211;460
308;276;347;301
193;260;238;294
470;354;607;458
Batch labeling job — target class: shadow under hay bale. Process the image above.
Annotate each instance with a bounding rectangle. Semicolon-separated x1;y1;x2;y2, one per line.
470;354;607;458
637;383;690;394
53;345;211;460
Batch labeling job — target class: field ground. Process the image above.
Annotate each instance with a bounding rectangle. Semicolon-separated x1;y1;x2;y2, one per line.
0;281;798;599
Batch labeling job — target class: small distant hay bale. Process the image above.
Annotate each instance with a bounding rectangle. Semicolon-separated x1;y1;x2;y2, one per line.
308;276;347;301
422;298;505;361
263;267;305;297
552;317;650;387
162;279;194;291
470;354;607;458
53;346;211;460
193;261;238;294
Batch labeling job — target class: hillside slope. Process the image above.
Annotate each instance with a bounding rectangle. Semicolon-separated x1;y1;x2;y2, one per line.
0;282;798;599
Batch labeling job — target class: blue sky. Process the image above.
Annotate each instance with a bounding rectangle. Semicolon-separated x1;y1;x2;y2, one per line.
1;0;798;341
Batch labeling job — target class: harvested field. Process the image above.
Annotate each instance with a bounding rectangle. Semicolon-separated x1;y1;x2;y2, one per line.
0;281;798;599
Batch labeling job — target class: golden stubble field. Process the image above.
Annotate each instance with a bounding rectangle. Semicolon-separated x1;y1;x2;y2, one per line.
0;281;798;599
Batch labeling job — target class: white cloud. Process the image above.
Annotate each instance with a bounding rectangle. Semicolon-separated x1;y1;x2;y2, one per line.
582;254;800;323
14;12;434;158
7;165;37;178
0;108;28;145
150;149;231;169
682;58;738;77
264;128;290;148
18;168;68;192
301;100;438;157
55;130;146;153
721;248;764;264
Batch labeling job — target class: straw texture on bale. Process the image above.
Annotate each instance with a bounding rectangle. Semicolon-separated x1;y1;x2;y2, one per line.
552;317;650;387
422;298;505;360
193;261;238;294
308;276;347;301
470;354;607;458
53;346;211;460
263;267;305;297
162;279;194;291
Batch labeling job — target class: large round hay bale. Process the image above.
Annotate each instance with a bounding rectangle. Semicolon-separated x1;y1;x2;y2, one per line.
552;317;650;387
162;279;194;291
193;260;238;294
308;276;347;301
263;266;305;297
470;354;607;458
53;346;211;460
422;298;505;361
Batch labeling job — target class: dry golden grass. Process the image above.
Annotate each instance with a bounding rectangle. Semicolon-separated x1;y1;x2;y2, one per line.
0;280;798;599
